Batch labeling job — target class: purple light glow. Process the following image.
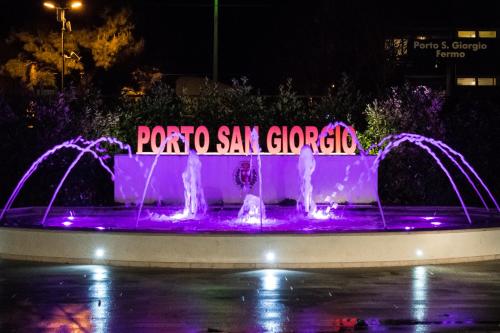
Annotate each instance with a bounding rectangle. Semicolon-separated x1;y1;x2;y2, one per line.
31;206;499;234
0;137;116;221
2;131;498;236
42;137;133;226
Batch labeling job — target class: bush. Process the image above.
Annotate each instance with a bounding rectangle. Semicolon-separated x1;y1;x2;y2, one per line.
359;83;449;205
359;83;445;149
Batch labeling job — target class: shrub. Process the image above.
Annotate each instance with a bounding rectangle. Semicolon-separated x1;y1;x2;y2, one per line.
359;83;448;205
359;83;445;149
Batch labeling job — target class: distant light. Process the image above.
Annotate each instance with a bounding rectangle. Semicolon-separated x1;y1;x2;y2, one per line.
70;1;82;9
431;221;442;226
405;226;411;230
62;221;72;227
95;248;105;258
416;249;423;257
96;226;105;230
265;251;275;262
67;215;75;221
421;216;435;221
43;2;56;9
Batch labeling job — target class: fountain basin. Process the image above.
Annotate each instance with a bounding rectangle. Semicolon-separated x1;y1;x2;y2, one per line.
1;206;499;268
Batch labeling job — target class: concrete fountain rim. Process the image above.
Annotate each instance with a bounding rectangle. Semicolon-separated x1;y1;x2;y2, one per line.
1;205;500;268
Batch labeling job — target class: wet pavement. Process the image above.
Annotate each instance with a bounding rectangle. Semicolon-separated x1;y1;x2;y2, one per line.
1;260;500;332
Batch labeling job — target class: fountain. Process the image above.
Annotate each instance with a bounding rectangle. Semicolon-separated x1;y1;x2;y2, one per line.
1;125;499;268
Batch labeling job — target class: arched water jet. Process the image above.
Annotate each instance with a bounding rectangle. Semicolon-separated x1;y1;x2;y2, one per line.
423;136;499;212
401;134;489;210
136;132;186;226
40;137;132;225
373;136;472;224
415;141;472;224
317;122;387;227
1;137;115;221
371;133;499;213
317;121;366;155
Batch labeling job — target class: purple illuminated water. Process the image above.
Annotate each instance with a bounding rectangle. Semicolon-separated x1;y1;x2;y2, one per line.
297;145;316;216
319;122;388;226
4;205;500;233
249;127;265;229
181;150;207;216
41;137;133;225
1;128;499;233
0;137;133;223
136;132;187;225
372;133;500;225
238;194;266;224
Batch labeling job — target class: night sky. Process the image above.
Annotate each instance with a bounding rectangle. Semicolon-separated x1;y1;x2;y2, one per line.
1;0;499;93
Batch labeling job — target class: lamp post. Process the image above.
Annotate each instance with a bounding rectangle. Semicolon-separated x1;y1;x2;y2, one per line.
212;0;218;82
43;1;82;91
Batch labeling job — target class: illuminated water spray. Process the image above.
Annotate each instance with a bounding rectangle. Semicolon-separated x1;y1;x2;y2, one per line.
0;137;133;224
182;150;207;216
237;194;266;224
238;127;265;228
136;132;186;226
41;137;132;225
372;133;500;225
297;145;317;216
4;124;497;231
149;149;207;222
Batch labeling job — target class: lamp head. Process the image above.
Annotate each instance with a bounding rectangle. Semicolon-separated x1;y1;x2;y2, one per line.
69;1;82;9
43;1;56;9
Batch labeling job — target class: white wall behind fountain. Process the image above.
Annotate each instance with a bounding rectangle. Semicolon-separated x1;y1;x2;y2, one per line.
114;155;378;204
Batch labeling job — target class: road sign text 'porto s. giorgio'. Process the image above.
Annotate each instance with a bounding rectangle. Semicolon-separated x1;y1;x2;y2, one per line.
137;125;358;155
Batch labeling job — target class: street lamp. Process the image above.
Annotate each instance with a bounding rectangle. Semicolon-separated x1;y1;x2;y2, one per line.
212;0;218;82
43;1;83;91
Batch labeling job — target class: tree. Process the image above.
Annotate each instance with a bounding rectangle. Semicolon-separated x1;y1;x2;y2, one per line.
75;9;143;70
313;73;367;127
1;9;143;89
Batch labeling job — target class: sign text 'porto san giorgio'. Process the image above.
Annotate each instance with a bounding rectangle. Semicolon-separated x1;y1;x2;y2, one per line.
137;125;357;155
